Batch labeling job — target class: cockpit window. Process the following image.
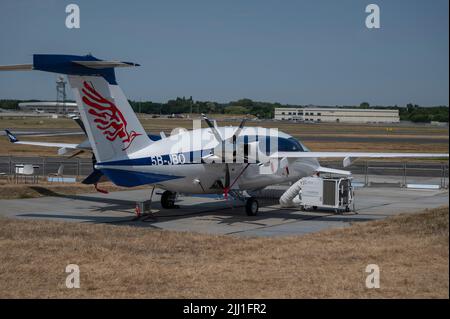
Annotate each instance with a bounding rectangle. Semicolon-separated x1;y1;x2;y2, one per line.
265;136;305;153
292;137;309;152
237;135;307;154
276;137;303;152
288;137;307;152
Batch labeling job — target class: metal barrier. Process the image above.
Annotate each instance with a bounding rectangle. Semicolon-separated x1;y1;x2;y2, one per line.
0;156;93;182
0;156;449;188
317;160;449;189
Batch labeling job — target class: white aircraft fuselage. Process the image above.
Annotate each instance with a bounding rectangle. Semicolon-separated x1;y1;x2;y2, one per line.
95;126;319;194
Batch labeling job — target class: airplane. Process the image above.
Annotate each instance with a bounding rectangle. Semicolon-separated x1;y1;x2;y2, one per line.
1;54;448;216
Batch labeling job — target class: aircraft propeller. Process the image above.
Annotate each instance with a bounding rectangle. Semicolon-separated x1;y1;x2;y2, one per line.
201;114;248;199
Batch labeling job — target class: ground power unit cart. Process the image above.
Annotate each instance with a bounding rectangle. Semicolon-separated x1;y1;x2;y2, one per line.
299;176;355;213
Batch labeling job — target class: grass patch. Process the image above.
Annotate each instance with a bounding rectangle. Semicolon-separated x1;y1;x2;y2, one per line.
0;182;142;200
0;206;447;298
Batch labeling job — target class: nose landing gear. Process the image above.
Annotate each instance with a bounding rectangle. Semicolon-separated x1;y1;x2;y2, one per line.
227;190;259;216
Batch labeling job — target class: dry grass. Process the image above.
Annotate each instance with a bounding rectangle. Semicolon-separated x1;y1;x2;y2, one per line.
0;206;447;298
0;117;79;129
0;182;145;200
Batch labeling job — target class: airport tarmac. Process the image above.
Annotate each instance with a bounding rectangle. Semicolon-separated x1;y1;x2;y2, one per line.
0;184;447;237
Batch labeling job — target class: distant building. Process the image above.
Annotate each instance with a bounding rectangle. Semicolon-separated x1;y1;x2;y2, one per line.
18;101;78;114
274;107;400;123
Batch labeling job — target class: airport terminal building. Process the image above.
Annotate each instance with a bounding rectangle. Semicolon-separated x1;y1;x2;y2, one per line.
274;107;400;123
18;101;78;114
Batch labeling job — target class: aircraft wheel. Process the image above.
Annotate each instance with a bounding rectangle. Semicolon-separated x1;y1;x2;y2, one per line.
245;197;259;216
161;191;176;209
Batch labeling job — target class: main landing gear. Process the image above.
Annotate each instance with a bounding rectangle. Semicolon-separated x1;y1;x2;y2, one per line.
161;190;178;209
245;197;259;216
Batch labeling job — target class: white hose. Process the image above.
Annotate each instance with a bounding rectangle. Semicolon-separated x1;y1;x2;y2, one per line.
279;179;303;208
247;188;286;199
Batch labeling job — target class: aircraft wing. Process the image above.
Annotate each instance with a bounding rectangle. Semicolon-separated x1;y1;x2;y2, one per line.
11;141;79;148
271;152;449;167
5;129;79;150
316;166;352;175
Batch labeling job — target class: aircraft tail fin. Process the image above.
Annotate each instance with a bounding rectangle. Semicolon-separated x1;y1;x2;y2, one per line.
4;129;18;143
11;54;152;162
68;75;151;162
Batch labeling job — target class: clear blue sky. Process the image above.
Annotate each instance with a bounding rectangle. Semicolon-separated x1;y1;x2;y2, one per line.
0;0;448;106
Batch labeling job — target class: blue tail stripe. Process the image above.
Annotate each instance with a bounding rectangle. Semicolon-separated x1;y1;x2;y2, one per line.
101;168;182;187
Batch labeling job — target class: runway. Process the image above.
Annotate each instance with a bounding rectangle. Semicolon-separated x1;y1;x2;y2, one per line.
0;185;447;237
0;128;447;144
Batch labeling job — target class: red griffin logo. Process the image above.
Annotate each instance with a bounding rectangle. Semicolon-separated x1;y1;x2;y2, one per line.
81;81;141;151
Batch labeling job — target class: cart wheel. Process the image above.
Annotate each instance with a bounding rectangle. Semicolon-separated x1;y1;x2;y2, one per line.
161;190;176;209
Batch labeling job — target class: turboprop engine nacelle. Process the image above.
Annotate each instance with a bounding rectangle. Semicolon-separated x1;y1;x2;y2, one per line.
206;141;270;164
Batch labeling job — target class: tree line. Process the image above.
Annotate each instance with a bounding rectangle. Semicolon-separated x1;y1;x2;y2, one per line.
0;98;448;123
128;97;278;119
